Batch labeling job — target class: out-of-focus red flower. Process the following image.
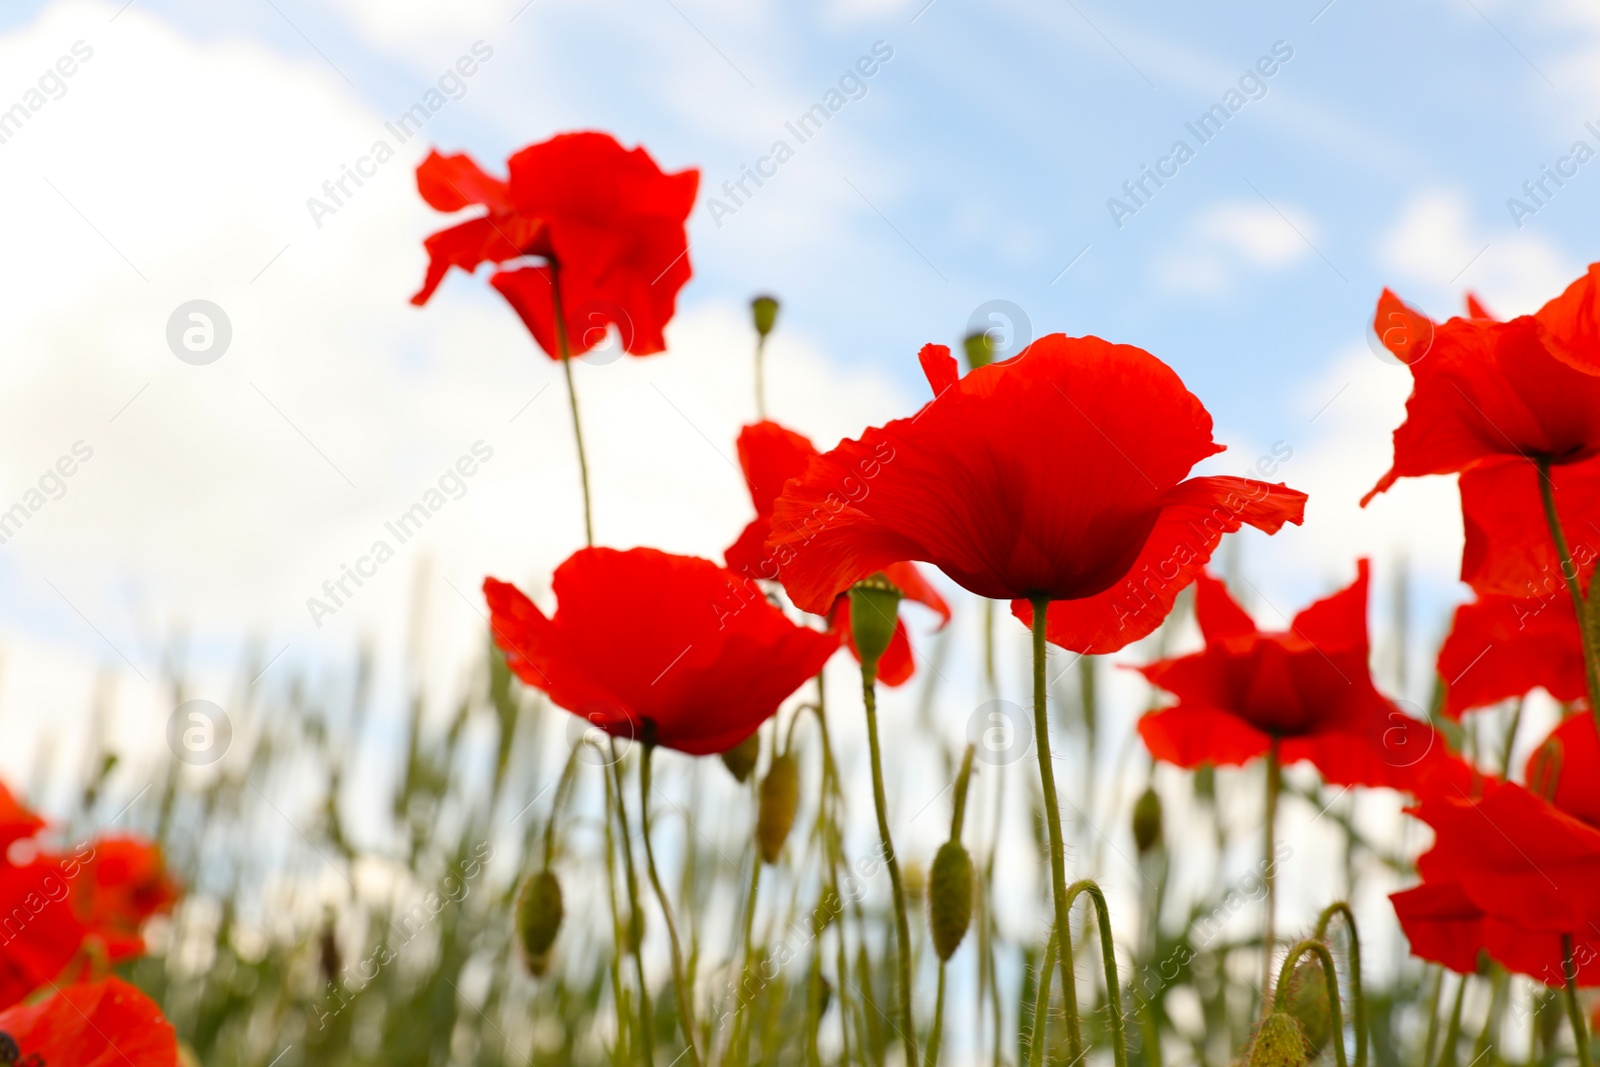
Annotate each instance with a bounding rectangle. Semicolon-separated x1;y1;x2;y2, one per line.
1136;562;1466;793
766;336;1306;654
1436;591;1586;718
726;420;950;686
411;132;698;359
1364;273;1600;507
484;548;838;756
61;838;179;965
1393;713;1600;985
0;783;43;856
0;859;86;1010
0;977;177;1066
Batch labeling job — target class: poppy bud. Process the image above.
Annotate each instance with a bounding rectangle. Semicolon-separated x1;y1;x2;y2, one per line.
963;330;995;371
850;574;903;683
1247;1012;1309;1067
928;839;974;961
757;751;800;863
752;294;780;339
720;731;761;783
1132;785;1163;855
1282;957;1331;1056
515;868;564;976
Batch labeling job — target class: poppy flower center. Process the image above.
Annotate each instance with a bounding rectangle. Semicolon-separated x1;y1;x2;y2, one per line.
0;1032;44;1066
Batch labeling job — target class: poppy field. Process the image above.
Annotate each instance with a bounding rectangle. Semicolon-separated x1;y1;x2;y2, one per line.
9;106;1600;1067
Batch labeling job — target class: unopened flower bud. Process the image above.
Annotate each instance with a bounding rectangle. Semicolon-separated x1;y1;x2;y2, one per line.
962;330;995;371
928;839;974;961
1283;957;1331;1056
720;731;761;783
515;868;564;976
850;574;903;683
1529;737;1564;801
1247;1012;1309;1067
757;751;800;863
752;295;780;339
1132;785;1163;855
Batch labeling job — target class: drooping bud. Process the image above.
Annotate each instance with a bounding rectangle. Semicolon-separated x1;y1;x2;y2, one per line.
928;839;974;961
1132;785;1163;855
1282;956;1331;1056
849;574;903;683
757;751;800;863
751;295;780;339
515;868;565;976
720;731;761;783
962;329;995;371
1247;1012;1309;1067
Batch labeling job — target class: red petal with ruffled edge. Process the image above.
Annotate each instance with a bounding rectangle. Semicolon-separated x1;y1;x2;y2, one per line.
1459;454;1600;600
1536;262;1600;375
1391;881;1600;986
769;335;1303;641
1436;592;1585;718
1013;475;1305;654
0;978;177;1067
484;548;837;756
63;838;179;965
0;782;43;855
1364;285;1600;505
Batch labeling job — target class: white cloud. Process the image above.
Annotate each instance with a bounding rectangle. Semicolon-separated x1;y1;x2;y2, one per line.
1150;199;1316;296
1377;189;1575;316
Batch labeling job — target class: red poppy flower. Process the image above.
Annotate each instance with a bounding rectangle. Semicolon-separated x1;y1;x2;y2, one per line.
1393;713;1600;984
766;337;1306;654
1436;591;1586;718
0;860;85;1011
411;132;698;359
62;838;179;965
726;420;950;686
1363;272;1600;507
0;783;43;856
484;547;838;755
0;978;177;1066
1135;562;1466;793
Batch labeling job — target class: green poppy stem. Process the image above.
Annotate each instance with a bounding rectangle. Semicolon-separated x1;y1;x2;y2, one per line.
861;666;919;1067
639;746;702;1067
1064;879;1130;1067
1315;901;1367;1067
1029;595;1084;1063
1025;930;1059;1067
1566;934;1593;1067
1535;457;1600;729
1273;940;1348;1067
550;272;595;548
607;744;654;1067
1263;737;1281;997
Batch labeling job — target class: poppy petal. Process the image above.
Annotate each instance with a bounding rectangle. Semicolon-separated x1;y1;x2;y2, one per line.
0;978;177;1067
1136;706;1271;767
415;149;511;213
1436;592;1585;718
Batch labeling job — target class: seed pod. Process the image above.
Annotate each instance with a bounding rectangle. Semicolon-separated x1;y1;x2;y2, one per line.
751;295;780;338
720;731;761;783
1283;956;1331;1057
962;330;995;371
1247;1012;1309;1067
757;752;800;863
849;575;903;681
1132;785;1163;855
927;840;974;961
515;868;564;976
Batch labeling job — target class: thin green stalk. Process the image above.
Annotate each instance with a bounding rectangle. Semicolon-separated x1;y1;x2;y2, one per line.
1436;974;1466;1067
1567;935;1593;1067
861;667;919;1067
1422;967;1444;1067
1500;698;1524;779
1274;940;1349;1067
608;744;654;1067
550;272;594;547
598;748;633;1066
1315;901;1368;1067
1026;931;1059;1067
1263;737;1281;997
924;967;947;1067
924;747;975;1067
1030;595;1084;1064
1065;880;1130;1067
639;747;702;1067
729;787;763;1064
1536;458;1600;726
755;333;769;420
